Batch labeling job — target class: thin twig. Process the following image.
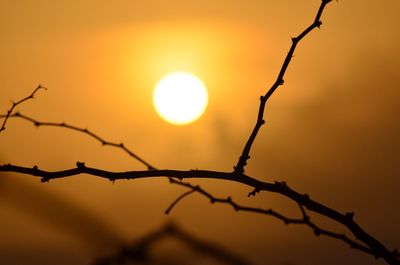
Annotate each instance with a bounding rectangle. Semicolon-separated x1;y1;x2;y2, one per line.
0;85;46;133
1;112;155;170
165;188;196;214
234;0;332;174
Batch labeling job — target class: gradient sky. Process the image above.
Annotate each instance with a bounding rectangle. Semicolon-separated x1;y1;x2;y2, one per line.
1;1;400;265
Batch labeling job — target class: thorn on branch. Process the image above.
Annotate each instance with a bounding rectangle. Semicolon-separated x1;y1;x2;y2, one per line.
314;229;321;236
248;188;260;197
345;212;355;220
76;161;86;168
41;177;49;183
303;193;310;199
316;21;322;28
32;165;40;176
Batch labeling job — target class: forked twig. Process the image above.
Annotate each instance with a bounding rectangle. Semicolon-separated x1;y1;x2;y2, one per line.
167;178;375;256
0;85;46;133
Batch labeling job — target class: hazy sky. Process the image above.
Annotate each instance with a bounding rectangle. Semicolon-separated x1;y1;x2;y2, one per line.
1;1;400;265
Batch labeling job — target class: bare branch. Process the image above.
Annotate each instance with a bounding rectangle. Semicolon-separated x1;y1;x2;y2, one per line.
0;85;46;133
234;0;332;174
1;112;155;170
1;163;398;264
169;178;375;257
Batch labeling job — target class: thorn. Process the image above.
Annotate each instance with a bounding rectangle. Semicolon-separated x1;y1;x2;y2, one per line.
303;193;310;199
316;21;322;28
119;143;124;147
34;122;40;127
248;188;260;197
291;37;298;43
314;229;321;236
345;212;355;220
210;198;215;204
76;161;86;168
41;177;49;183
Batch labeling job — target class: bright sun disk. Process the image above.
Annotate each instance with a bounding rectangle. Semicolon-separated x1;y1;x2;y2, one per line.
153;72;208;125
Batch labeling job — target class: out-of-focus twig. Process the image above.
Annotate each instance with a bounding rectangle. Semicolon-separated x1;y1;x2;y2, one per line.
93;222;251;265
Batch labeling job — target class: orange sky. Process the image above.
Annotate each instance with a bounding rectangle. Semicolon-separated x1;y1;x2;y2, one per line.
1;1;400;265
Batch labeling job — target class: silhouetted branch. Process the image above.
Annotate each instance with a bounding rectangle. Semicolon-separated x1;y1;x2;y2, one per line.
0;85;46;133
234;0;332;174
1;163;399;264
93;222;251;265
2;1;399;265
167;178;375;256
0;112;155;170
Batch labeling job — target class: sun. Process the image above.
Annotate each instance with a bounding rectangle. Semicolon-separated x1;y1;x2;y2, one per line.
153;72;208;125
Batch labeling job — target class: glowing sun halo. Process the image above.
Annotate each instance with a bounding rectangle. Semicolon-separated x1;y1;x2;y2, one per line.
153;72;208;125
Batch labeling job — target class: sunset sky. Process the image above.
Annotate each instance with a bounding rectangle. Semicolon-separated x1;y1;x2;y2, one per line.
1;1;400;265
